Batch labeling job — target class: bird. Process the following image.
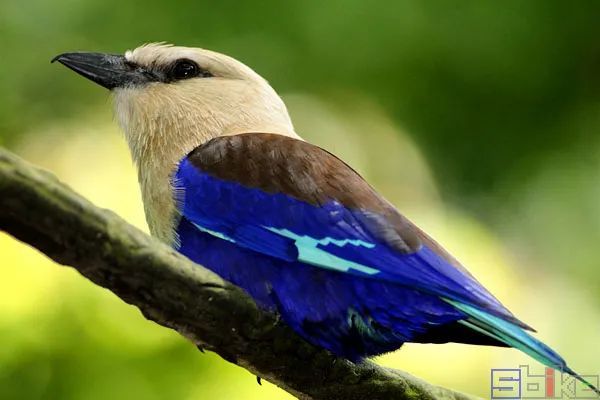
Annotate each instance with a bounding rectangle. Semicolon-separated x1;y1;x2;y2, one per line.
52;43;598;393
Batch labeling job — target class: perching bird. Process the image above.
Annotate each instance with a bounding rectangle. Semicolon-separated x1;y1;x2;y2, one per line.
53;43;598;393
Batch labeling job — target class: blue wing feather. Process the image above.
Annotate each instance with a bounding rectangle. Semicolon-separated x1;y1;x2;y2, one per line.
175;158;476;358
176;157;511;319
171;137;600;392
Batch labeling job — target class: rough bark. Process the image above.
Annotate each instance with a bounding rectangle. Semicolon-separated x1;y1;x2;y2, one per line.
0;147;480;400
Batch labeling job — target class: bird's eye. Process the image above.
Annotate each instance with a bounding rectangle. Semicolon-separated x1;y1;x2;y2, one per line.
170;59;212;81
173;60;198;79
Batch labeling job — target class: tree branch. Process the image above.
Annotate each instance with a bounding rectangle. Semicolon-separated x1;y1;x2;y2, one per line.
0;147;479;400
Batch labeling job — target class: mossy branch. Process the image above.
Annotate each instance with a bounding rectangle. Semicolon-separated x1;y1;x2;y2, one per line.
0;147;479;400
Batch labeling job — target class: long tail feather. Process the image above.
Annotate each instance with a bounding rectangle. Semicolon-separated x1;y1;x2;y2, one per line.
445;299;600;396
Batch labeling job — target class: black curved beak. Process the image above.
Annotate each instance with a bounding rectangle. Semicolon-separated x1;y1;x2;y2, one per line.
52;52;155;90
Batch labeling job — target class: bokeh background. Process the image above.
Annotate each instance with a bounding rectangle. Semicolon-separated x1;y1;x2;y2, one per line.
1;1;599;398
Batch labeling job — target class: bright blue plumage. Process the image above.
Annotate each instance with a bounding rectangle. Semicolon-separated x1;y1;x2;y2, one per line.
177;217;463;358
176;158;511;319
172;134;597;393
174;158;477;358
174;157;501;356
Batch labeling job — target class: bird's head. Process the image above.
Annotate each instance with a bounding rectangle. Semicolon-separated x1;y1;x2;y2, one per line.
53;43;297;165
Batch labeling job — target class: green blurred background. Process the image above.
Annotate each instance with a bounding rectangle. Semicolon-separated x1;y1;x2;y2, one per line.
1;1;599;398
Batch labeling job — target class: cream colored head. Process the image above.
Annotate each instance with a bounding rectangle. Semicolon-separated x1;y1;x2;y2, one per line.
114;43;298;166
54;43;298;243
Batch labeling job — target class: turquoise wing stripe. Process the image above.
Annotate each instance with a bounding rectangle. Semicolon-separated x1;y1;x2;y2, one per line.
264;226;380;275
190;221;380;276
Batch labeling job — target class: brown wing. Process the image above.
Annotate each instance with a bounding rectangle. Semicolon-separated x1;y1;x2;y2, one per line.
188;132;421;253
